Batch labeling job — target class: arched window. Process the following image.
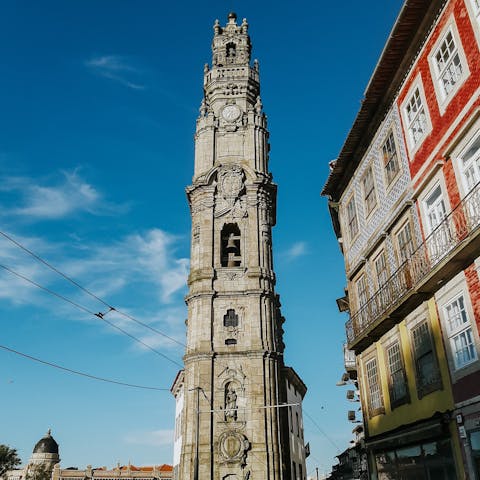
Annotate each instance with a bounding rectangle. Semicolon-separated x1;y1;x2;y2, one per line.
221;224;241;267
226;42;236;58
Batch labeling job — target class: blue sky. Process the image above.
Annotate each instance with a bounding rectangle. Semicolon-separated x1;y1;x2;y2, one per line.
0;1;403;476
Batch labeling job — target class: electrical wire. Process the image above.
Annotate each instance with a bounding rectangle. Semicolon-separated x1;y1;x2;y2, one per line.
303;409;341;452
0;230;185;348
0;263;96;316
0;233;332;463
0;344;170;391
0;263;183;368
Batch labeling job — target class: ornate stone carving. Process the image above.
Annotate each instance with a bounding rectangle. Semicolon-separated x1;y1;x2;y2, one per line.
218;430;250;465
225;83;239;96
215;166;247;219
219;165;243;197
217;269;245;282
191;196;215;214
225;383;238;421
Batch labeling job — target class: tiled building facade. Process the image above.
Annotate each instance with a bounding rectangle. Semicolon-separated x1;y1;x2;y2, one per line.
323;0;480;478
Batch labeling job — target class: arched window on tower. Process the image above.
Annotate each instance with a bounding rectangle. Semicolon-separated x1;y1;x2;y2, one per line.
221;224;241;267
226;42;236;58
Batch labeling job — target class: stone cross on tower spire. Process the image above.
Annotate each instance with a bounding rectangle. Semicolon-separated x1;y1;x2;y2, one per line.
173;13;307;480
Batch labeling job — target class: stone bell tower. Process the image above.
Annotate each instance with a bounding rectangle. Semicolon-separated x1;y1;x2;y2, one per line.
176;12;307;480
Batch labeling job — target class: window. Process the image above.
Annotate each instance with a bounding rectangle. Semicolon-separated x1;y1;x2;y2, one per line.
382;131;400;185
356;275;368;307
424;185;451;261
432;28;465;101
363;167;377;215
412;321;441;396
386;341;408;405
226;42;236;58
355;274;369;326
221;224;241;267
346;196;359;241
374;251;388;288
404;86;428;147
444;294;478;369
224;309;239;328
471;0;480;23
458;131;480;227
459;130;480;193
396;222;415;264
425;185;448;232
365;357;383;414
374;250;391;309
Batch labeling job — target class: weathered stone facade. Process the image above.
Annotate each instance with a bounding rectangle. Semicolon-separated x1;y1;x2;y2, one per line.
175;13;306;480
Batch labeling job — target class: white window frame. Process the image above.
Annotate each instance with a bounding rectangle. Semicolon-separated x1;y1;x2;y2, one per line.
373;249;389;290
424;183;448;234
471;0;480;21
443;292;478;370
395;220;415;265
423;181;454;262
401;76;432;155
386;340;408;405
365;356;383;415
466;0;480;47
457;128;480;196
353;272;370;328
410;319;442;396
428;19;469;113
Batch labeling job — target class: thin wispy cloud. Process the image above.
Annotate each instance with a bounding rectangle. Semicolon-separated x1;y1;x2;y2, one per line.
85;55;145;90
0;171;129;220
60;228;189;304
0;227;188;351
284;241;308;261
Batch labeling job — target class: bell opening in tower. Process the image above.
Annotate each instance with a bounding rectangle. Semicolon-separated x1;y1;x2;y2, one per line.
221;223;241;267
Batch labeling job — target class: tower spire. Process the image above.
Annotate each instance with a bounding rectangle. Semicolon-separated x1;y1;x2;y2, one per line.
173;14;307;480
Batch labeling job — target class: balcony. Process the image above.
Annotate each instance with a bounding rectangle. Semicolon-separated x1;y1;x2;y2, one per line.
347;182;480;352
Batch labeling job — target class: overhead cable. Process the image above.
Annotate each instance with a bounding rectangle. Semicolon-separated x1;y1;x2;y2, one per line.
0;229;185;348
303;409;341;452
0;344;170;391
0;263;183;368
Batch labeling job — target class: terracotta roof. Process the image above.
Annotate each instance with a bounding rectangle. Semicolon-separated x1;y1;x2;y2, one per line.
117;465;172;472
321;0;446;200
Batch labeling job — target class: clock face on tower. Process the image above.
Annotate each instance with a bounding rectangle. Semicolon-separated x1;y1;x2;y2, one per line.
222;104;241;122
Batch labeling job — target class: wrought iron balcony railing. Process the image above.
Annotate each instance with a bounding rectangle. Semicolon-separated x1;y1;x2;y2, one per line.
347;181;480;346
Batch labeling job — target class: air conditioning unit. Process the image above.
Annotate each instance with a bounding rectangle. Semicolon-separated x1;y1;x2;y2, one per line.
348;410;356;422
346;390;355;400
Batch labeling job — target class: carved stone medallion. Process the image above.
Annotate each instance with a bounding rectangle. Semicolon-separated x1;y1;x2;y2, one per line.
218;165;244;198
215;165;247;218
218;430;250;465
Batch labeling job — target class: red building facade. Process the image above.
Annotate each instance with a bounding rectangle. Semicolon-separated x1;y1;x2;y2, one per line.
397;0;480;475
323;0;480;478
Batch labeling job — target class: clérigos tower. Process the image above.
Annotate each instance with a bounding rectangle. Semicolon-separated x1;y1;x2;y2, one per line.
175;13;307;480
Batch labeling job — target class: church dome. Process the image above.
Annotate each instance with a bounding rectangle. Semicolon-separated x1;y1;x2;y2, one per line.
33;430;59;455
